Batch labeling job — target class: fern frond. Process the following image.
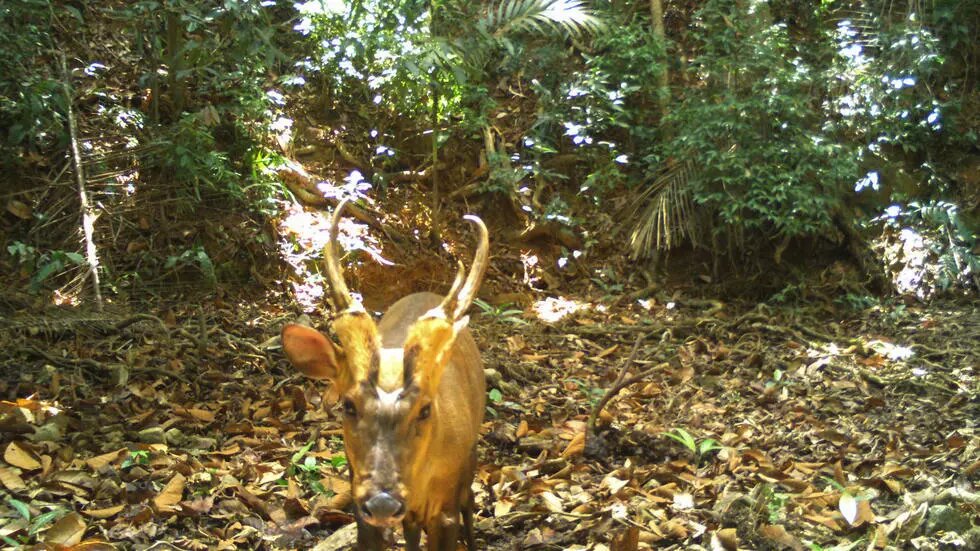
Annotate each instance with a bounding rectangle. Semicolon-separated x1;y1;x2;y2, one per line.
629;161;704;259
484;0;603;39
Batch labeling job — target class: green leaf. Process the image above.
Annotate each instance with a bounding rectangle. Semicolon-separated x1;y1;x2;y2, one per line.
488;388;503;403
7;498;30;520
29;509;64;535
291;441;315;465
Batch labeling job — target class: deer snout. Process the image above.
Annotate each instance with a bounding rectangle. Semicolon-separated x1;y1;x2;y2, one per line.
360;491;405;526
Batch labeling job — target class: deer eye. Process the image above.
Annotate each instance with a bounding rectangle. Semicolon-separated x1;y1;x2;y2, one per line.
418;404;431;421
342;399;357;418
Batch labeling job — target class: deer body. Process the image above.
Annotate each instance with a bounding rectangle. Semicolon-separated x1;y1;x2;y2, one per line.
375;292;485;549
281;203;488;550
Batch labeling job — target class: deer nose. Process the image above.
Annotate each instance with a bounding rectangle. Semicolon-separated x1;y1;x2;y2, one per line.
362;492;404;521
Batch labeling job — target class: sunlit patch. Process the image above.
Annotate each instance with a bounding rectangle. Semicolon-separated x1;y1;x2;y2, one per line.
866;340;914;361
278;202;384;311
531;296;588;323
51;289;80;307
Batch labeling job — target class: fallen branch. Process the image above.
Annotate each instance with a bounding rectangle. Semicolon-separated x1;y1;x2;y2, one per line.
61;53;103;312
587;334;663;432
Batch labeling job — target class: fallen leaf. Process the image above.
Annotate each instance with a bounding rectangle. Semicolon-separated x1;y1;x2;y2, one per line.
43;512;86;545
188;408;215;422
4;441;41;470
85;449;127;471
153;473;186;511
494;498;514;517
516;420;529;438
82;505;126;519
0;465;26;491
561;432;585;458
6;200;32;220
839;492;858;525
759;524;803;550
711;527;738;551
602;474;629;496
661;518;688;539
611;526;639;551
539;491;564;513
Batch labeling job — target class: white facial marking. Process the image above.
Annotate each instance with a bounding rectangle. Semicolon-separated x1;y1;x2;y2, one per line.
377;387;402;407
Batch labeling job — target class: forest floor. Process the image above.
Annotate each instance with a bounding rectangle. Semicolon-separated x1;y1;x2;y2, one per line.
1;243;978;551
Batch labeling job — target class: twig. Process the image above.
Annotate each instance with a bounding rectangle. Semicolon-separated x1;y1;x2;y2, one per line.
588;334;650;431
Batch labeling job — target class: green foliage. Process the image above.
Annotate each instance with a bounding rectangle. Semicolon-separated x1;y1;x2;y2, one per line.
7;242;86;293
288;441;337;496
488;388;503;403
0;0;65;155
663;0;860;241
2;497;67;547
874;201;979;296
163;245;216;286
663;427;723;465
758;484;789;523
121;450;150;469
148;115;240;198
473;298;527;325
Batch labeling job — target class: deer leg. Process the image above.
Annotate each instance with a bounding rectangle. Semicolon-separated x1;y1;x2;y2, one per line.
355;515;385;550
404;518;422;551
424;518;460;551
462;490;476;550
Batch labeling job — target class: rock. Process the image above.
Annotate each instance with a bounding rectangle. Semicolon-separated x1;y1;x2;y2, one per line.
312;523;358;551
923;504;971;536
137;426;166;444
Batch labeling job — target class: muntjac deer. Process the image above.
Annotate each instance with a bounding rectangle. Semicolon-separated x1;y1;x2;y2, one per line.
281;201;488;550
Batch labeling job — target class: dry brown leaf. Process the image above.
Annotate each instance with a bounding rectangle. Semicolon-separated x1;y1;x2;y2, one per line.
804;512;843;531
539;491;564;513
758;524;804;550
506;335;527;354
597;344;619;358
71;541;117;550
82;505;126;519
611;526;639;551
43;512;86;545
602;474;629;496
661;518;688;539
85;449;127;471
515;419;529;438
4;441;41;470
153;473;186;511
6;200;32;220
0;465;26;491
181;496;215;515
211;443;241;456
494;498;514;517
188;408;215;422
560;432;585;458
711;528;738;550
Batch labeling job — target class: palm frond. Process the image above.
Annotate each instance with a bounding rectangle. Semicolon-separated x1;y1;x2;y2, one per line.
484;0;604;39
629;161;704;259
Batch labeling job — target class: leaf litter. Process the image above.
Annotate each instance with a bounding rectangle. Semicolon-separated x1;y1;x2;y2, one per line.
0;280;977;550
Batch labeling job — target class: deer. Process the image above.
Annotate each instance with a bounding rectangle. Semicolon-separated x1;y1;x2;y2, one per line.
280;200;488;550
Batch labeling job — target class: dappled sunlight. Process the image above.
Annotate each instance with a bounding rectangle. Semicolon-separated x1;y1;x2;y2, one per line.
531;296;589;323
278;202;380;311
865;339;914;362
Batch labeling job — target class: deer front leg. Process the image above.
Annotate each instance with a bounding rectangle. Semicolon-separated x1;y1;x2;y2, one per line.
424;515;460;551
355;515;385;551
404;518;422;551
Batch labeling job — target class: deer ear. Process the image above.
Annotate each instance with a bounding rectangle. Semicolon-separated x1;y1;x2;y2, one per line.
403;316;461;393
281;324;344;381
